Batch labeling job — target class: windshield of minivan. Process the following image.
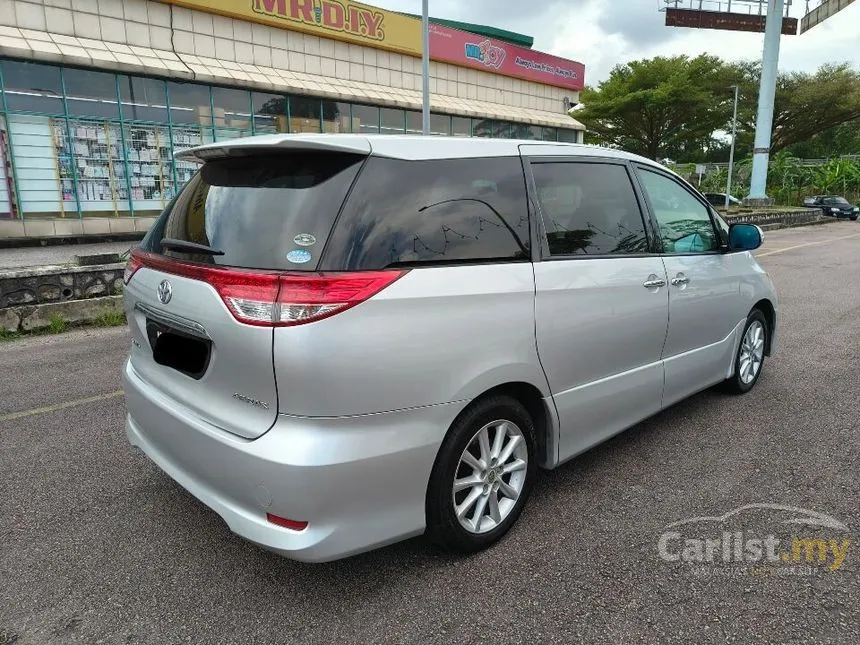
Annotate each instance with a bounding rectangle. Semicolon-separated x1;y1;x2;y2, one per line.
140;152;366;270
824;197;850;205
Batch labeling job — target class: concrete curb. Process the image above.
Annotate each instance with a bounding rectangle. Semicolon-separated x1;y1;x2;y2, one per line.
758;217;834;232
1;295;124;332
0;232;145;249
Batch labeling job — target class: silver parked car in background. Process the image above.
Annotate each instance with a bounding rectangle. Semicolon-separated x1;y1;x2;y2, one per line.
122;134;778;562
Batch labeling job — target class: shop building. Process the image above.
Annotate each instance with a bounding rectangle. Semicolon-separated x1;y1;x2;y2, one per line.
0;0;586;238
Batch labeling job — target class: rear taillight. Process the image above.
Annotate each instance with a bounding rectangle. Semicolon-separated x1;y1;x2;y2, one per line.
273;271;406;326
132;250;406;327
123;251;143;284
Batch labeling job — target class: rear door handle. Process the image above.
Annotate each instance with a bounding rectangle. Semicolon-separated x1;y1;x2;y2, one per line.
671;274;690;286
643;278;666;289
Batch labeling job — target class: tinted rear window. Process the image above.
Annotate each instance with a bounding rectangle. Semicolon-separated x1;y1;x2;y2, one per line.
141;152;365;270
531;162;649;256
321;156;530;270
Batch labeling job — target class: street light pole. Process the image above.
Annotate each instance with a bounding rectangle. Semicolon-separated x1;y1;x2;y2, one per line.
726;85;739;209
422;0;430;135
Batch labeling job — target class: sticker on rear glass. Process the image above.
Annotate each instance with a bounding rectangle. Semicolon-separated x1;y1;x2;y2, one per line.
293;233;316;247
286;249;312;264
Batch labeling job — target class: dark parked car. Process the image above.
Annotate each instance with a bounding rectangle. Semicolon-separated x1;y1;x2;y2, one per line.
704;193;742;208
804;195;859;220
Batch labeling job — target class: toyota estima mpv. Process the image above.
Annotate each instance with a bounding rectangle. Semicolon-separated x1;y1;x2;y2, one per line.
122;134;778;562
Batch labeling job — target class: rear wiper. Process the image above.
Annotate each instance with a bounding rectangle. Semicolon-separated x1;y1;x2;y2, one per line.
160;238;225;255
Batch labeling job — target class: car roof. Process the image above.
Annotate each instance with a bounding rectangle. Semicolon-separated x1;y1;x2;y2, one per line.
174;133;663;168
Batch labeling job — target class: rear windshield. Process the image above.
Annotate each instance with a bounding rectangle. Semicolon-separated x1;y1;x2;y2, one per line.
140;152;365;270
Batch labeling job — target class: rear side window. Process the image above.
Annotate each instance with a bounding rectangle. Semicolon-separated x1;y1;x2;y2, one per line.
531;162;649;256
321;157;530;270
140;152;365;270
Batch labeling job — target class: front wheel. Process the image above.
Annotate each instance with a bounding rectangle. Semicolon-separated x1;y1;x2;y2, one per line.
723;309;768;394
426;395;537;554
850;216;858;221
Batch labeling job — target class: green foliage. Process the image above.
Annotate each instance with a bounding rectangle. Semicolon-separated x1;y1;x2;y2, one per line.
47;313;67;334
578;55;860;163
577;55;735;160
93;310;127;327
0;327;21;341
698;155;860;207
785;120;860;159
731;62;860;155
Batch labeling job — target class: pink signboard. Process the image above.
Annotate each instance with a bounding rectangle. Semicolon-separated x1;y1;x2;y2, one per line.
429;24;585;91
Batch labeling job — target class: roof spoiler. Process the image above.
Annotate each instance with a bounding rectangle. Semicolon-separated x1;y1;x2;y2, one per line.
175;134;373;163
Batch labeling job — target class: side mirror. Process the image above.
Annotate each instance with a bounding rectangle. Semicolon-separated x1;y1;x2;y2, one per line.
727;223;763;252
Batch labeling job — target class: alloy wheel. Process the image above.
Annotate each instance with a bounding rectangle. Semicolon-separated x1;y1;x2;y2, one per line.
739;320;765;384
452;419;528;534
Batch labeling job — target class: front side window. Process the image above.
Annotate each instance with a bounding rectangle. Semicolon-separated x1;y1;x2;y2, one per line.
637;168;719;253
531;162;649;256
322;157;530;270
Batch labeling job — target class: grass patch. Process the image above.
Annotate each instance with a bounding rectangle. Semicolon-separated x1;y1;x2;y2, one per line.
93;309;127;327
48;313;68;334
0;327;21;341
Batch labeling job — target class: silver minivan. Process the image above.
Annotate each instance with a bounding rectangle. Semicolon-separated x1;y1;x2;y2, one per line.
122;134;778;562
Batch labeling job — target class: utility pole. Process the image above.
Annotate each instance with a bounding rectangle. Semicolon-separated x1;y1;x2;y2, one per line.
747;0;784;202
726;84;739;209
422;0;430;135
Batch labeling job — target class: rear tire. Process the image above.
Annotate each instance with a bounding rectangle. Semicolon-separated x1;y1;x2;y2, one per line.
723;309;768;395
426;395;537;554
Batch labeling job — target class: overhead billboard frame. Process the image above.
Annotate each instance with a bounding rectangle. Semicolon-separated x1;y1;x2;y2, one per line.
800;0;857;33
661;0;798;33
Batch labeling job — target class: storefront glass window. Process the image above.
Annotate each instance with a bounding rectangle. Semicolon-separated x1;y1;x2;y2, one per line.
1;59;577;222
452;116;471;137
352;104;379;133
252;92;286;133
521;125;542;140
430;113;451;136
166;81;212;126
63;69;119;119
557;129;577;143
509;123;531;139
290;95;321;132
119;76;167;122
405;111;422;135
1;61;63;114
492;121;511;138
212;86;252;130
472;119;493;138
380;108;405;135
323;101;352;133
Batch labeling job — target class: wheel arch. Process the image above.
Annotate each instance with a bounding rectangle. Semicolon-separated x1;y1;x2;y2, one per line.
752;298;775;355
443;381;558;470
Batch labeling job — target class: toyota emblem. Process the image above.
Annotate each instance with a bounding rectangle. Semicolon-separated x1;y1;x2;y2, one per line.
157;279;173;304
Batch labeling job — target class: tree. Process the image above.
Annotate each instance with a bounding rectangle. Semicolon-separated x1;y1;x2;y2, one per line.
575;55;735;160
732;62;860;155
784;119;860;158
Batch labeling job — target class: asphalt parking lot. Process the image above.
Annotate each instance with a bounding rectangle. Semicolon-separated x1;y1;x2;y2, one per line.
1;221;859;645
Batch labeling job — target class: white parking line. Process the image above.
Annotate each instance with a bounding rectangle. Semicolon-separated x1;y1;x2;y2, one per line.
756;231;860;257
0;390;124;422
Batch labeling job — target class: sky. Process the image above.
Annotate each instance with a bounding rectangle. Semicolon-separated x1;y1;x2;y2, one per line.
370;0;860;86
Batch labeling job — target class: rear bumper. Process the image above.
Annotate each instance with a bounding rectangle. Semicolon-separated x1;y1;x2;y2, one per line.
123;359;458;562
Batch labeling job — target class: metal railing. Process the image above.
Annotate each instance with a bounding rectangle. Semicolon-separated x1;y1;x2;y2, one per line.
659;0;793;15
